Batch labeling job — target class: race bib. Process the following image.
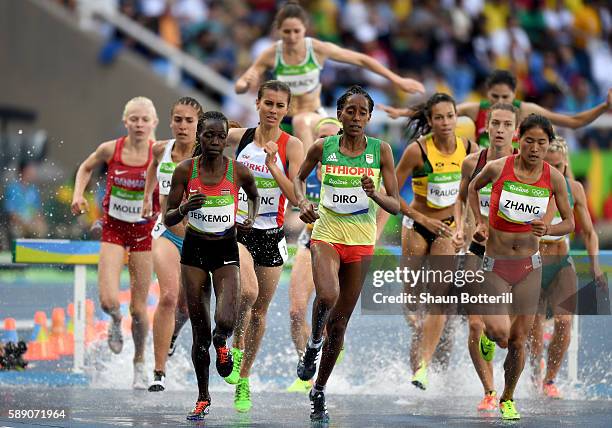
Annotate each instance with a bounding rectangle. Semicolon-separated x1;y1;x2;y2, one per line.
427;172;461;208
188;195;235;234
237;177;281;218
321;174;369;215
158;162;175;196
108;186;145;223
151;214;166;239
479;183;492;217
498;181;550;224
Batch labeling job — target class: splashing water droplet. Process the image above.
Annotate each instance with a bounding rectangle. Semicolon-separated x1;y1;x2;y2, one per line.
18;129;23;135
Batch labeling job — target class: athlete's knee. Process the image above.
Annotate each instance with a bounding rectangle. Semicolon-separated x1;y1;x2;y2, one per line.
486;326;509;348
554;315;572;335
240;287;258;308
99;299;119;315
129;302;148;321
157;291;179;312
317;289;339;310
507;334;528;352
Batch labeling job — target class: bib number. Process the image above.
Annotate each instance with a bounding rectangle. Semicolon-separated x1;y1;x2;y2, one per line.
479;183;492;217
498;181;550;224
426;172;460;208
321;174;369;215
109;186;144;223
188;195;235;234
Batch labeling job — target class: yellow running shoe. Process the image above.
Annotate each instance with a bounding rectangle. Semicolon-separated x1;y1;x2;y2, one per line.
286;378;313;393
499;399;520;420
336;345;345;364
479;332;495;362
477;391;498;412
411;360;428;390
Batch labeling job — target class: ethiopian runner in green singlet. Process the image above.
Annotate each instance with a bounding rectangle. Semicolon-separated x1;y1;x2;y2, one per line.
293;86;400;423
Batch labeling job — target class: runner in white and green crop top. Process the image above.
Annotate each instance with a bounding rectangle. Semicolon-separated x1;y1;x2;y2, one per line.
142;97;202;393
235;1;424;157
293;86;400;423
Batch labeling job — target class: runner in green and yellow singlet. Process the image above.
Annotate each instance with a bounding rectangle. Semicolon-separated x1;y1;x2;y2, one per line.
235;1;423;154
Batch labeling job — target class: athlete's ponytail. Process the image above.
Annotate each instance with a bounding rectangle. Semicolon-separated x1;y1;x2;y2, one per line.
404;93;455;142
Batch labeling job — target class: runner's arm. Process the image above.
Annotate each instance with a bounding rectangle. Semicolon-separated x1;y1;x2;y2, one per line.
266;136;304;206
467;161;499;228
235;47;275;94
316;40;424;94
454;156;476;244
456;102;480;121
522;89;611;129
572;180;603;280
546;168;575;236
71;141;114;215
143;141;165;218
236;162;260;225
367;142;399;214
294;140;323;223
164;160;191;227
395;142;426;223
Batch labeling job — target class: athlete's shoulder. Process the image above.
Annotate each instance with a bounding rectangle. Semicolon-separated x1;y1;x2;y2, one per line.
176;157;194;172
97;140;118;159
462;149;481;168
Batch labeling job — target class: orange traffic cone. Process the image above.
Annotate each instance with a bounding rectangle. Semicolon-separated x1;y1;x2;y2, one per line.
24;311;59;361
50;307;73;356
85;299;96;345
3;317;19;343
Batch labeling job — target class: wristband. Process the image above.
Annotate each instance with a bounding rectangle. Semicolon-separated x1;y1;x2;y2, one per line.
179;205;185;216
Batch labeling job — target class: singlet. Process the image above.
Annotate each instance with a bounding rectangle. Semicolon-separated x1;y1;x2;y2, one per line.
470;147;518;217
273;37;322;96
411;135;470;209
235;128;290;229
185;156;238;236
311;135;382;246
475;99;521;147
489;155;553;233
156;139;176;196
541;177;574;242
103;136;158;223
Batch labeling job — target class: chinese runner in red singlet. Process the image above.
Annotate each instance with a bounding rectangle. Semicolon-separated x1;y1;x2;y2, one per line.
467;114;574;420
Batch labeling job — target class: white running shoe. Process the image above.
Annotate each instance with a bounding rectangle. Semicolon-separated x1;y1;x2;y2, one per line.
148;370;166;392
133;362;148;390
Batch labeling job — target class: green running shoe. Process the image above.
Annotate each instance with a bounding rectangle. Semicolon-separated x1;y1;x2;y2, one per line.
224;347;243;385
411;360;428;390
479;332;495;362
286;378;313;393
499;399;520;420
234;377;252;413
336;345;345;365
